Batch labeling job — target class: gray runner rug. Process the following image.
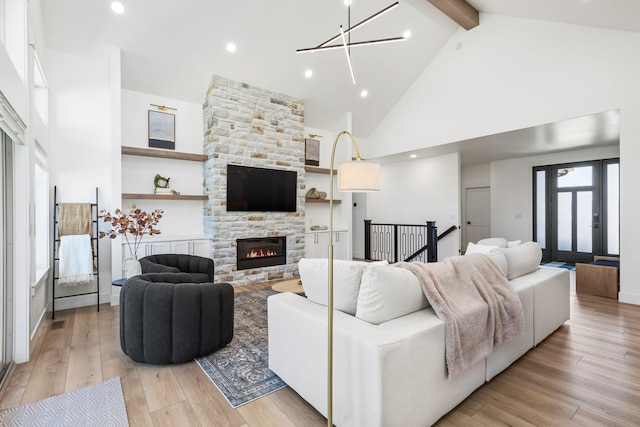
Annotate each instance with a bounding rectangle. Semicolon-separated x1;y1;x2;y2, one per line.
196;287;287;408
0;376;128;426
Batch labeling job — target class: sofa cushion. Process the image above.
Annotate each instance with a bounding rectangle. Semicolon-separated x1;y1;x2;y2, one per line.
298;258;370;315
466;242;499;254
507;240;522;248
355;265;430;325
477;237;507;248
499;241;542;280
485;251;508;277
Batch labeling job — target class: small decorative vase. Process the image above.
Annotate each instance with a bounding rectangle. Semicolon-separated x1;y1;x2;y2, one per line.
123;255;142;278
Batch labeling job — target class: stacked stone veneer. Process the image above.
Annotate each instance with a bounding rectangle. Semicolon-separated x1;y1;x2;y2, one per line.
203;75;306;285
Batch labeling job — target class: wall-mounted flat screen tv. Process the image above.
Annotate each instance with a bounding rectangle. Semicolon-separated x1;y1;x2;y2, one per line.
227;164;297;212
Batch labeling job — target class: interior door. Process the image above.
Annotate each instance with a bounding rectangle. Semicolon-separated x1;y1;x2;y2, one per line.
464;187;491;250
550;162;601;263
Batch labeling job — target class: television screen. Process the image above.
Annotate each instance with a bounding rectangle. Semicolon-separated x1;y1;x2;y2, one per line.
227;164;297;212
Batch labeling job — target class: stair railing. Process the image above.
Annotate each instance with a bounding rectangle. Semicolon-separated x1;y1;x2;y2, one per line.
364;220;438;263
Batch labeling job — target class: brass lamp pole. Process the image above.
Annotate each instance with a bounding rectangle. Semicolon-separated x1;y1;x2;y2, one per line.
327;130;380;426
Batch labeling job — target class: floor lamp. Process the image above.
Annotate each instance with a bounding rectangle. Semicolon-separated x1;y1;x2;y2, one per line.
327;130;380;426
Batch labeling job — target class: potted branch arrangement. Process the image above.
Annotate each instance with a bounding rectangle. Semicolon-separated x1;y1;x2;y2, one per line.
99;205;164;278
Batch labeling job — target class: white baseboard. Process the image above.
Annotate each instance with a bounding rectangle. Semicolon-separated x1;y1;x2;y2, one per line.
50;291;111;312
619;292;640;306
30;306;48;341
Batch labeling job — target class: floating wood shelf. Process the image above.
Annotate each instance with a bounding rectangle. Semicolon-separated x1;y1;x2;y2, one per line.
305;166;337;175
121;146;208;162
305;199;341;205
122;193;208;201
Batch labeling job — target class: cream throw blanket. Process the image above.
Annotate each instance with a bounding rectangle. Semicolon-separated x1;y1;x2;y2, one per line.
398;254;524;379
59;234;94;286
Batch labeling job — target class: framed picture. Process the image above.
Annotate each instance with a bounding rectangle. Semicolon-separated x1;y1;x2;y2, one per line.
305;138;320;166
148;110;175;149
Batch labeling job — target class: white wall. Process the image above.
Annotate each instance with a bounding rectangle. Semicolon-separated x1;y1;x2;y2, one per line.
367;153;461;260
461;163;490;188
367;14;640;304
47;48;114;308
490;146;620;243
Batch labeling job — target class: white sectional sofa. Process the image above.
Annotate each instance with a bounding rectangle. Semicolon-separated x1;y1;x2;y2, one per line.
268;241;570;427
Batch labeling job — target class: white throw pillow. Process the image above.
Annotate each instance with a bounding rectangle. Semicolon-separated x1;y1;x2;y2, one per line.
507;240;522;248
356;265;429;325
466;242;499;254
298;258;370;315
477;237;508;248
499;241;542;280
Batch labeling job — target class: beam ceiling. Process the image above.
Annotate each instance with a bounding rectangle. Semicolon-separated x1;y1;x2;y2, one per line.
427;0;479;30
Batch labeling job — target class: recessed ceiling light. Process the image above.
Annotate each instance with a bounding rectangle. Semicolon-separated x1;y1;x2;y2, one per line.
403;30;411;39
226;42;237;53
304;69;313;78
410;154;417;159
360;90;368;98
344;0;352;5
111;1;124;14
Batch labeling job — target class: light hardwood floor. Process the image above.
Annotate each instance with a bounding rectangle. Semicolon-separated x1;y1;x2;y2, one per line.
2;273;640;426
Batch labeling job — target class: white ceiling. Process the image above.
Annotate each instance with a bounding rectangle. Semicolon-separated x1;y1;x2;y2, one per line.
40;0;635;161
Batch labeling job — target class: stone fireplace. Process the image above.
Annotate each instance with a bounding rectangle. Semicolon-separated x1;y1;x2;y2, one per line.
236;236;287;270
203;75;306;285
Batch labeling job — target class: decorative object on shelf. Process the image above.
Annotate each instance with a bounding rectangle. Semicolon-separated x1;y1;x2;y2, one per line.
297;2;407;84
306;187;320;199
99;205;164;278
325;130;380;427
148;110;175;150
154;174;170;188
305;138;320;166
309;225;328;231
153;174;182;196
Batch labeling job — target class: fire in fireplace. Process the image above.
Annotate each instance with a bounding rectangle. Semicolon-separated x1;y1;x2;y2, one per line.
236;236;286;270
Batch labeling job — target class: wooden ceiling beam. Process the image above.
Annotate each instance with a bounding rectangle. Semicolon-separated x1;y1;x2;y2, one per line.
427;0;479;30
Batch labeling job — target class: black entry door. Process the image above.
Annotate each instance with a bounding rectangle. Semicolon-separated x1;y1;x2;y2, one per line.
549;162;601;263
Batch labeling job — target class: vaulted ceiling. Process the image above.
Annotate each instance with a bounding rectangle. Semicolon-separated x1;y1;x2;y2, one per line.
41;0;638;160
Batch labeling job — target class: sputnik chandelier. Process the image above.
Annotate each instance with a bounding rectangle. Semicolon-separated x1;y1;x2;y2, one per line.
296;1;408;85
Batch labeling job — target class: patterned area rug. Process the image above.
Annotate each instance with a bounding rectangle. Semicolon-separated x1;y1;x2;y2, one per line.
0;376;128;426
196;287;287;408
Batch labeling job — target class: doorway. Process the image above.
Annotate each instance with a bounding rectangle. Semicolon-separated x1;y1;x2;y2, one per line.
534;159;619;263
0;130;14;385
463;187;491;251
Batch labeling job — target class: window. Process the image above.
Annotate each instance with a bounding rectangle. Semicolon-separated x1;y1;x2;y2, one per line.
34;145;48;279
33;52;48;124
0;0;26;81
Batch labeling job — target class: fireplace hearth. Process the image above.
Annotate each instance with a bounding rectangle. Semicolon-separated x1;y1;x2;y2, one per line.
237;236;287;270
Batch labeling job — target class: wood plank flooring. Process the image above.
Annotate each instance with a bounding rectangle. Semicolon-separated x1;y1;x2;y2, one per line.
1;273;640;426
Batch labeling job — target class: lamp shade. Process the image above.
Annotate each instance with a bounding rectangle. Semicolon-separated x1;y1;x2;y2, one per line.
338;160;380;192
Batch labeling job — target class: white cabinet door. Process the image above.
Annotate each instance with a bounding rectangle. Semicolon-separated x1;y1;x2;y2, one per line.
170;240;191;254
333;231;349;260
170;239;211;257
305;231;349;259
146;241;171;255
305;232;330;258
190;240;211;257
